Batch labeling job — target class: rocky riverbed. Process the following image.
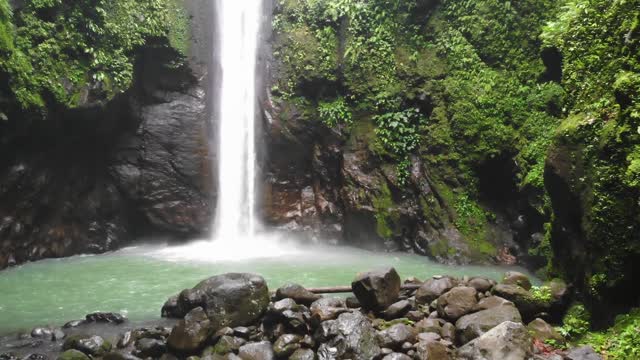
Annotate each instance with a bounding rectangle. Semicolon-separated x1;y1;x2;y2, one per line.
0;269;602;360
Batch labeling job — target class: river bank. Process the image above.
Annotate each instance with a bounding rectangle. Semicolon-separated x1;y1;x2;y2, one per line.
0;268;603;360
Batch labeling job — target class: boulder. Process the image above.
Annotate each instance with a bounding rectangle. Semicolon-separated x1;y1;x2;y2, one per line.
415;318;442;334
85;312;127;324
316;312;381;360
548;279;569;303
382;300;412;320
51;329;66;341
288;349;314;360
177;289;207;316
351;267;401;311
167;307;213;354
206;336;246;355
161;295;181;318
30;328;53;339
275;284;321;306
376;324;416;350
456;321;532;360
417;332;441;343
440;322;455;340
178;273;269;329
117;332;134;349
474;296;514;311
309;298;349;323
565;346;602;360
382;353;412;360
436;287;478;320
62;321;85;329
492;284;551;320
233;327;251;339
415;340;451;360
415;277;457;304
346;296;361;308
75;336;112;357
104;351;143;360
501;272;532;290
57;350;89;360
270;298;298;314
272;334;302;358
134;338;167;358
21;354;47;360
468;277;493;292
455;305;522;344
527;318;563;343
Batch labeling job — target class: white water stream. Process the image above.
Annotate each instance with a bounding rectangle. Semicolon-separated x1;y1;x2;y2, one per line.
152;0;297;261
213;0;261;240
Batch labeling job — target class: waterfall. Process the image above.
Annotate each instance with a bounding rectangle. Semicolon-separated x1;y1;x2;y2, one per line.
213;0;261;241
149;0;299;261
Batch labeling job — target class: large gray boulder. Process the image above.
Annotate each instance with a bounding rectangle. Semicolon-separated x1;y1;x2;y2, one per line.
376;324;416;350
168;273;270;329
167;307;213;354
565;346;603;360
272;334;302;358
436;287;478;320
351;268;401;311
383;353;413;360
455;305;522;344
289;348;315;360
527;318;564;343
501;271;532;290
415;277;457;304
492;284;551;320
474;296;514;311
238;341;275;360
456;321;532;360
275;284;321;306
415;339;452;360
315;312;381;360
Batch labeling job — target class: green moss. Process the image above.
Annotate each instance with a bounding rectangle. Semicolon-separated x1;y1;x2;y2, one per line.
372;181;397;239
167;0;190;55
453;193;496;258
376;318;415;330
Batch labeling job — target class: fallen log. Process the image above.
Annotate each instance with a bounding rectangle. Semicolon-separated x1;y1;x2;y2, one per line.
305;284;421;294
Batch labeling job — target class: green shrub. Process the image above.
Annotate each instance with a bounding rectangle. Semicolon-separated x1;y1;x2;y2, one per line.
0;0;188;110
373;108;422;158
318;97;352;127
560;303;591;340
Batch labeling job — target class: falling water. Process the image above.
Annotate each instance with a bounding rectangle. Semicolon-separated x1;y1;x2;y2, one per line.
153;0;296;260
213;0;261;240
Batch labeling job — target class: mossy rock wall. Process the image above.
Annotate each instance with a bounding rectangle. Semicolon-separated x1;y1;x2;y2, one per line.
264;0;640;321
0;0;216;269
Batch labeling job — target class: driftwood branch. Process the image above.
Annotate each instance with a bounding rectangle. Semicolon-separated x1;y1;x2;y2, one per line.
305;284;421;294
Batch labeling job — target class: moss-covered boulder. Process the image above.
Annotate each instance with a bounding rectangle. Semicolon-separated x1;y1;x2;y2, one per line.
57;350;90;360
492;284;551;321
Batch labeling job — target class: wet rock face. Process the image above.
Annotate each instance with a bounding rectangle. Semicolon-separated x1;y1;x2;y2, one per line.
261;93;470;258
0;49;213;270
0;0;216;270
